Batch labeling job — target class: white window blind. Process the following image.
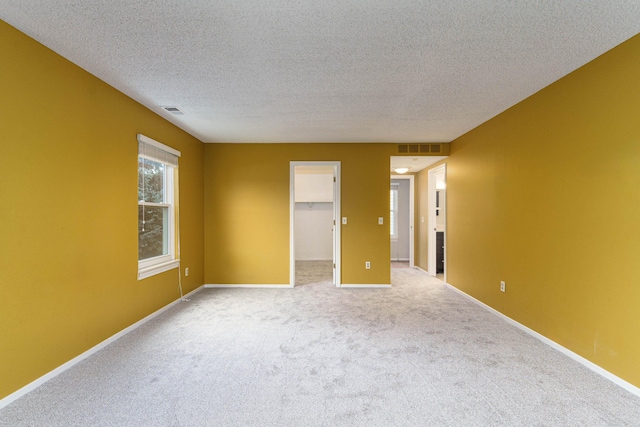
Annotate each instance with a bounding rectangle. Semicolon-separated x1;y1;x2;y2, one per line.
138;134;180;167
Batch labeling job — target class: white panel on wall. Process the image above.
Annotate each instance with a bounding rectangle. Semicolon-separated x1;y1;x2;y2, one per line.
295;174;333;202
295;202;333;260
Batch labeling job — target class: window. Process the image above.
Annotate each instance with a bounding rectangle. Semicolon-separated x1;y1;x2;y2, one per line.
137;134;180;279
390;185;399;239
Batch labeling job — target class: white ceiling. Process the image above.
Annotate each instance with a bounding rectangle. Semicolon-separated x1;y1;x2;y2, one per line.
2;1;639;143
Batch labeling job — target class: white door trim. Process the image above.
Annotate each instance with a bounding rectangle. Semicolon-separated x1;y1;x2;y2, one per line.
290;161;341;287
390;174;414;267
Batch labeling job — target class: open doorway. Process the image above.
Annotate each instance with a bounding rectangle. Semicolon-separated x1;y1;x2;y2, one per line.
290;162;341;287
390;175;414;269
428;164;446;281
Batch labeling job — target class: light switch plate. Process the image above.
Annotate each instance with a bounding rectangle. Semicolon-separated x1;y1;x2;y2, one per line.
342;217;347;225
378;217;384;225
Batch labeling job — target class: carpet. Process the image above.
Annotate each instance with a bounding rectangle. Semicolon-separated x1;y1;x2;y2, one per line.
1;264;639;426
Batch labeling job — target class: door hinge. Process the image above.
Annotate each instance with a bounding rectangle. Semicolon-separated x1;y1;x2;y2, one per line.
333;263;336;268
333;176;336;182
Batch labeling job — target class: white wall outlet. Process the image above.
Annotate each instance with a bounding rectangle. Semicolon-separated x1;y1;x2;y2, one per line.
185;268;189;276
342;217;347;225
365;261;371;269
378;217;384;225
421;216;425;223
500;281;506;292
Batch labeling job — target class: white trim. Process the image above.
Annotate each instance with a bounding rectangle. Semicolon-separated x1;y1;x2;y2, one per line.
340;284;392;288
137;259;180;280
0;286;203;410
205;284;293;289
443;282;640;399
137;133;181;157
413;265;429;275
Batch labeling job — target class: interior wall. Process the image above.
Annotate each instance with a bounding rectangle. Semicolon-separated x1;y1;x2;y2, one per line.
294;203;333;260
204;144;396;285
0;21;204;400
445;34;640;387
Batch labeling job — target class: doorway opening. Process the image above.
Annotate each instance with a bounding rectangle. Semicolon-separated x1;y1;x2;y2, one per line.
390;174;414;270
428;164;446;281
290;162;341;287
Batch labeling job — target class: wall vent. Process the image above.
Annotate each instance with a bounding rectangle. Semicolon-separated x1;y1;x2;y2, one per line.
397;144;449;155
162;106;185;115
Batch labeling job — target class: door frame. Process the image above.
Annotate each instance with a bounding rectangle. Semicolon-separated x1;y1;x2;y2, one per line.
290;161;341;287
390;174;415;267
428;164;446;280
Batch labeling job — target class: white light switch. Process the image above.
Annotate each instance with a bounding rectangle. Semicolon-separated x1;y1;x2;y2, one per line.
342;217;347;225
378;217;384;225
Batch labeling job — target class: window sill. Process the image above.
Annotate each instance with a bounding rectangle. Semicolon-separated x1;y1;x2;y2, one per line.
138;259;180;280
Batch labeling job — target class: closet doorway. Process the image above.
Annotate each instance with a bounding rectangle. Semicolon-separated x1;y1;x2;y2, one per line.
390;175;414;268
290;162;341;287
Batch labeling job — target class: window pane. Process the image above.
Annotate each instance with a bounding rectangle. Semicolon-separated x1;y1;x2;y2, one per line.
138;205;169;260
138;158;165;203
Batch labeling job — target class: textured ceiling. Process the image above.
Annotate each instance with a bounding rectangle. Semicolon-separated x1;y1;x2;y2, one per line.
2;1;639;143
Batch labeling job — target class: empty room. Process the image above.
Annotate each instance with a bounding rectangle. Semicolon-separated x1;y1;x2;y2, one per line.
1;1;640;425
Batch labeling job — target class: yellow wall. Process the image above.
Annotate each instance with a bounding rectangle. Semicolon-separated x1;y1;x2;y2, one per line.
204;144;394;285
445;34;640;387
0;21;204;399
3;14;639;401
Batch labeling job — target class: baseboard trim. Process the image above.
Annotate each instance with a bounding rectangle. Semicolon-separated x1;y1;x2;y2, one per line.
0;285;204;410
340;284;392;288
412;266;430;275
443;282;640;398
205;284;293;289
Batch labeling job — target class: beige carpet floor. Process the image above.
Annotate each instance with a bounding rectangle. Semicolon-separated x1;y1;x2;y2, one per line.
1;262;639;426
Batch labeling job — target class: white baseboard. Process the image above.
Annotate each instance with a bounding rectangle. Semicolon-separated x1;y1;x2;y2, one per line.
205;284;293;289
443;282;640;398
412;266;431;275
391;258;410;262
0;285;204;410
340;284;392;288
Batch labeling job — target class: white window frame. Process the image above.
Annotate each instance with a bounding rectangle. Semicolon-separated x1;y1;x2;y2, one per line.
137;134;180;280
390;185;399;240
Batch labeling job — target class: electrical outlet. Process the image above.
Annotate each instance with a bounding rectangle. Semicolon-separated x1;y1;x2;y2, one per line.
500;281;505;292
185;268;189;277
365;261;371;269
